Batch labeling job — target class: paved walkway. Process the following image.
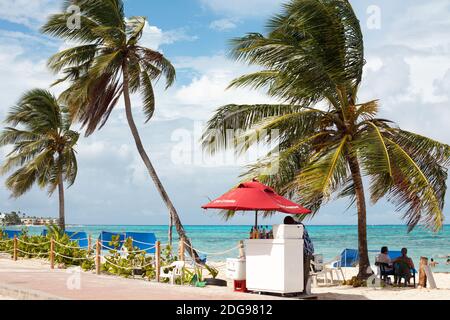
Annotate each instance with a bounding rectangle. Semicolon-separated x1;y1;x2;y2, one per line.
0;256;284;300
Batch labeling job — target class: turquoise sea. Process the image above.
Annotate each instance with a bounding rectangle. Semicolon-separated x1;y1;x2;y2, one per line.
5;224;450;272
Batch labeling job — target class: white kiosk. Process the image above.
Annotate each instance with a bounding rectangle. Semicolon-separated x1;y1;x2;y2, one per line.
244;224;304;294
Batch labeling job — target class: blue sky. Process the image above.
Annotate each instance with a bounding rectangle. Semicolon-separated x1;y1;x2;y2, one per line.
0;0;449;227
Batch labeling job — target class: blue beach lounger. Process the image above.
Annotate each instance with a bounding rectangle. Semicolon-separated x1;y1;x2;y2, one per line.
4;230;22;239
41;229;89;248
125;232;157;254
99;231;126;249
66;231;89;249
332;248;359;267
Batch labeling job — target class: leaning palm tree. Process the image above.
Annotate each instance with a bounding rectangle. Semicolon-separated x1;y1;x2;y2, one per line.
0;89;79;230
41;0;196;258
203;0;450;278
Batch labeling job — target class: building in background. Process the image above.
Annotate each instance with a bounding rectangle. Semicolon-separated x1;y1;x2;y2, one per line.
19;217;59;226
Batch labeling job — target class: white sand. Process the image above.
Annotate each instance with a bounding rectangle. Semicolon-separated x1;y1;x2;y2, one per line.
210;263;450;300
1;256;448;300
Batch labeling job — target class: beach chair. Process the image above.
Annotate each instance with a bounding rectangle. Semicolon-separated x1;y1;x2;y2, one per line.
66;231;89;249
4;230;21;239
310;260;333;286
124;232;156;254
331;249;359;268
160;261;185;285
374;261;394;283
373;251;416;287
389;250;417;287
99;231;126;250
310;254;345;286
41;229;89;248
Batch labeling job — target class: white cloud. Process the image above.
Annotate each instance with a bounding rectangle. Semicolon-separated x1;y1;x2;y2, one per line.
387;0;450;52
0;46;54;119
0;0;59;28
209;18;238;31
147;55;278;121
140;22;197;51
433;69;450;100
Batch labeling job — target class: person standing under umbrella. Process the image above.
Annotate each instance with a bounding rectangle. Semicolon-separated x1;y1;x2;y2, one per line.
284;216;314;294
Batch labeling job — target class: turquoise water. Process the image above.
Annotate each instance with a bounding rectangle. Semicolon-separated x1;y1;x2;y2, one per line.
4;224;450;272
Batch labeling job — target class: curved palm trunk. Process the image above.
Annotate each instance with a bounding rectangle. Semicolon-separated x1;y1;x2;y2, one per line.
347;153;371;279
122;62;200;262
168;214;173;247
58;179;65;231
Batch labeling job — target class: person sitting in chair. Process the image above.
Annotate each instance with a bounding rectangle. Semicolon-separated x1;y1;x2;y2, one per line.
376;246;393;269
375;246;394;283
392;248;415;285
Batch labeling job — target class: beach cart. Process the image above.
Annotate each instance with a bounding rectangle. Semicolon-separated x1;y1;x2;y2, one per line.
202;179;311;296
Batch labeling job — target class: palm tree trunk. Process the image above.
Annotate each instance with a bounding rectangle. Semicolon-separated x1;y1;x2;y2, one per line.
168;214;173;247
347;153;371;279
122;62;200;262
58;178;65;231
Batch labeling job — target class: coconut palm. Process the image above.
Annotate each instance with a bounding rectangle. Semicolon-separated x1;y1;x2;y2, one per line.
203;0;450;278
0;89;79;230
41;0;196;258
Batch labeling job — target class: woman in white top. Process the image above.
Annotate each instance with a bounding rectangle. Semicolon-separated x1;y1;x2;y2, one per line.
376;246;393;271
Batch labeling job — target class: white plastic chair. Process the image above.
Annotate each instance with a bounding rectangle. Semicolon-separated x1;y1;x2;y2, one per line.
160;261;185;285
310;255;345;287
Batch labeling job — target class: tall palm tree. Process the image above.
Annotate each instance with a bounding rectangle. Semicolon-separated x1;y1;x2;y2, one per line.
41;0;196;258
0;89;79;230
203;0;450;278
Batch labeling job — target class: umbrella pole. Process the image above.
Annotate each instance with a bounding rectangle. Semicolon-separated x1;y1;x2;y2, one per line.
254;210;258;229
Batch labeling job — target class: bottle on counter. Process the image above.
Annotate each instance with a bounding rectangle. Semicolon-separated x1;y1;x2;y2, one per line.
268;227;273;239
261;226;266;239
249;227;254;239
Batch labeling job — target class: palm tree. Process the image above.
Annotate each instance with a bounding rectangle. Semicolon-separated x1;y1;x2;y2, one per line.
41;0;196;258
0;89;79;230
202;0;450;278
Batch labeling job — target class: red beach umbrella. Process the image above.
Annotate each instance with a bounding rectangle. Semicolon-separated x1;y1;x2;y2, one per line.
202;179;311;227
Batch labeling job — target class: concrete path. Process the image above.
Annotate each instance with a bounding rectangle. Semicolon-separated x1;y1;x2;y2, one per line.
0;256;284;300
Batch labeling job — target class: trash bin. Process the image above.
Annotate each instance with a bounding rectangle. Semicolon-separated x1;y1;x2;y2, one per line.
226;258;247;292
226;258;246;280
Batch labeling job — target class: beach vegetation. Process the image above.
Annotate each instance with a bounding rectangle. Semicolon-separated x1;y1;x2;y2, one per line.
40;0;200;262
202;0;450;279
0;89;79;231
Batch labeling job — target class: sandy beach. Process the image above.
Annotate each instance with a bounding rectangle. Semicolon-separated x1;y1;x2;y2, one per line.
209;262;450;300
1;255;449;300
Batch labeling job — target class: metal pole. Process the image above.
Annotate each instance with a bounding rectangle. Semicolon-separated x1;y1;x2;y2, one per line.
254;210;258;229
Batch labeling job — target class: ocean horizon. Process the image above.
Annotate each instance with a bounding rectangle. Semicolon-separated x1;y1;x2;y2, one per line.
4;224;449;272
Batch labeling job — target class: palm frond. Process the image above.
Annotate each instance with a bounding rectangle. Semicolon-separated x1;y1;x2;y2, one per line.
202;104;312;154
140;71;155;123
383;137;446;231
